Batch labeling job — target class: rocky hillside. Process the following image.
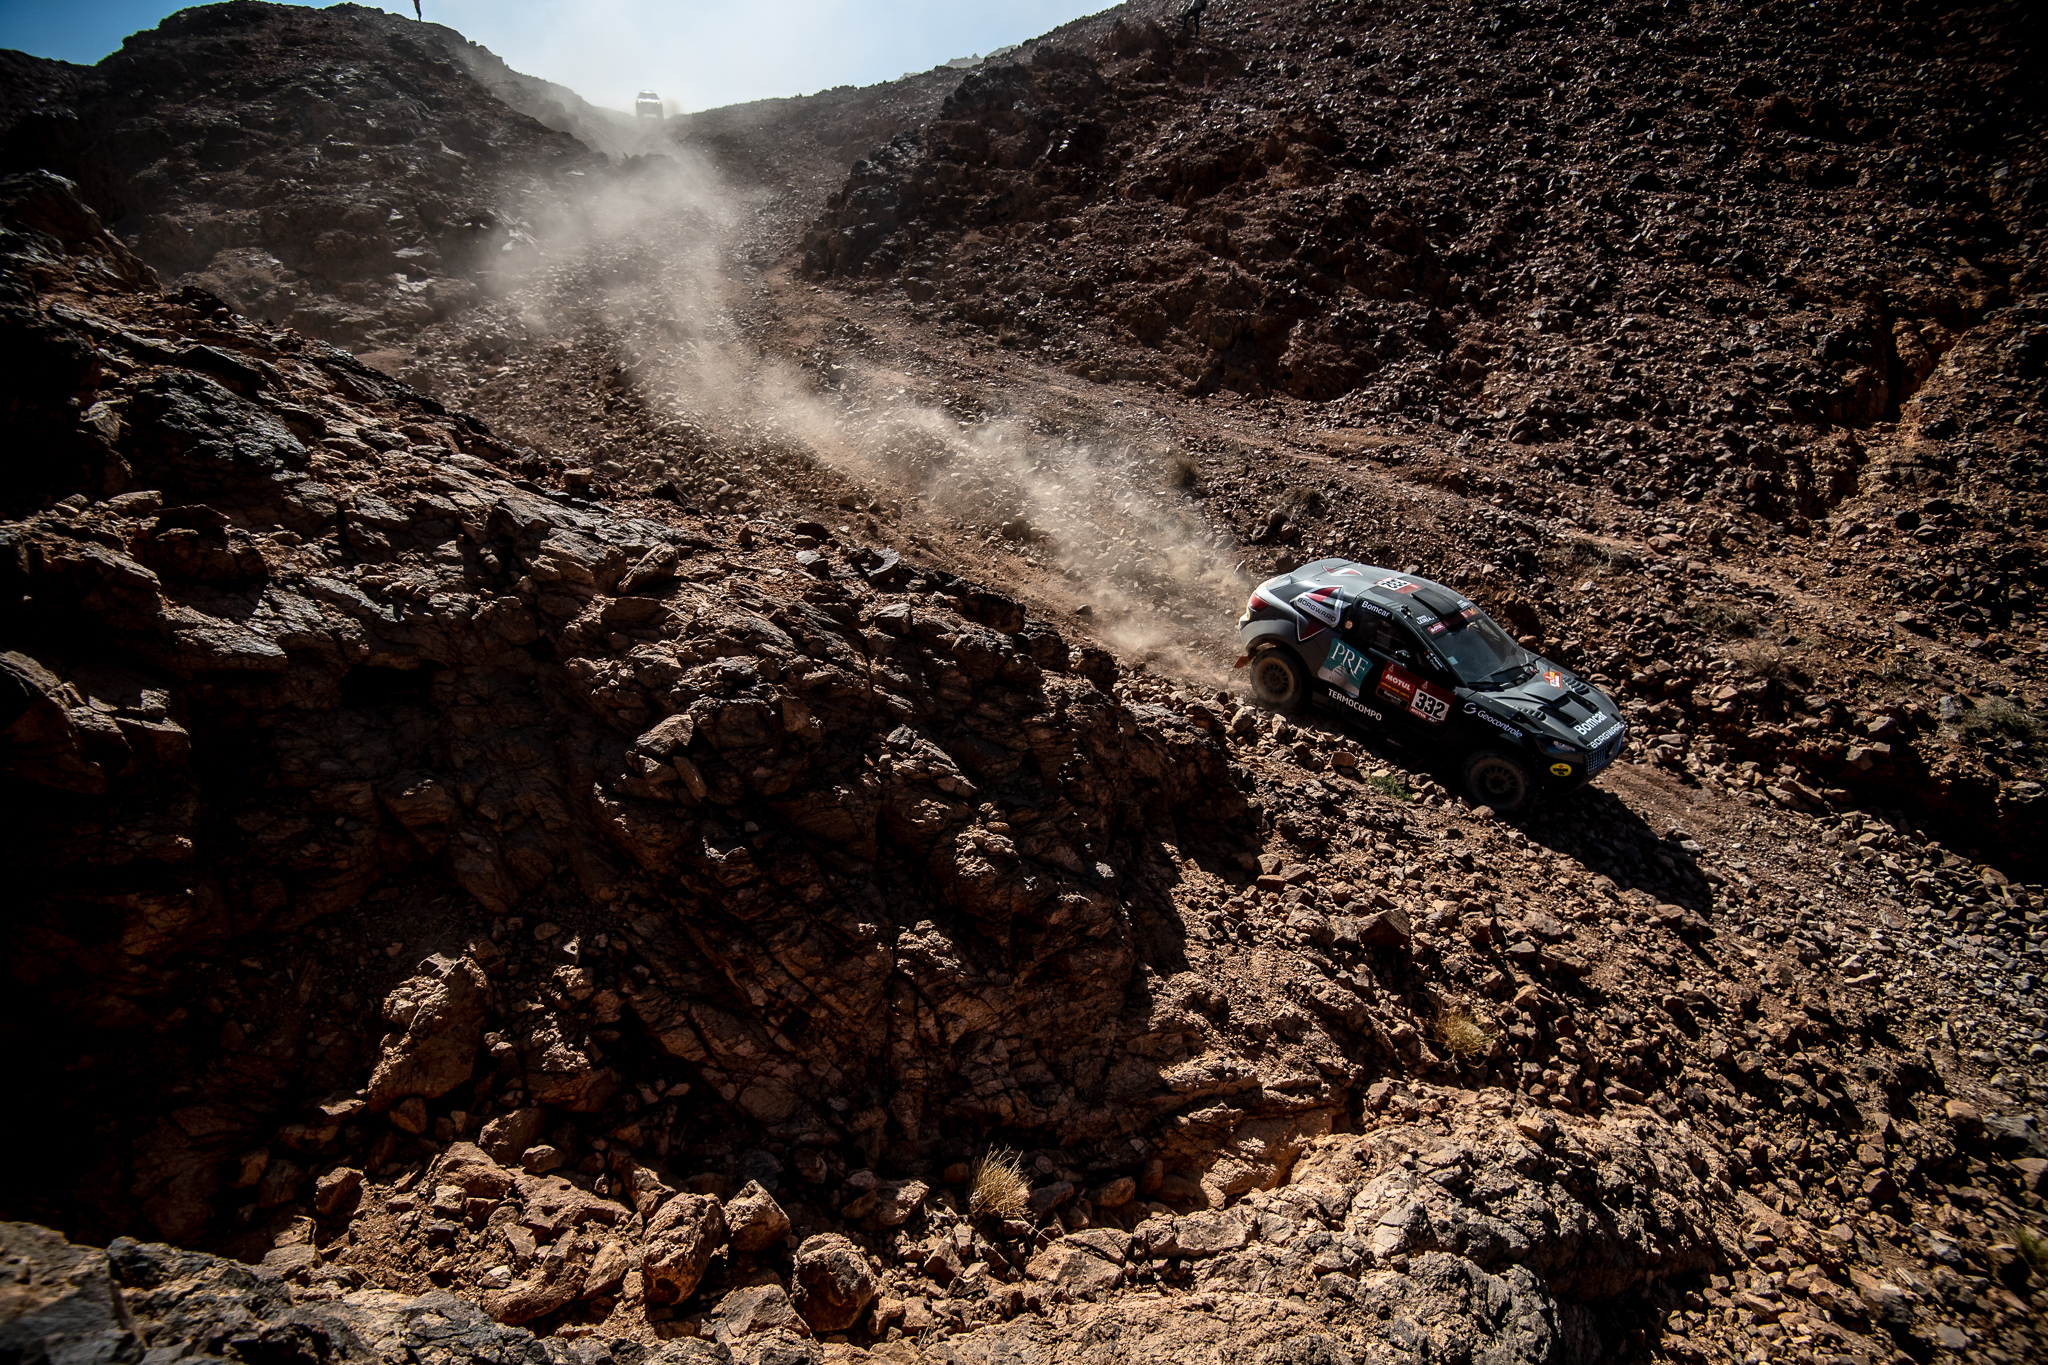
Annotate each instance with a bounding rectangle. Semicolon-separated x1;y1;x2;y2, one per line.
1;1;2046;1363
0;1;608;346
3;166;2045;1365
797;0;2048;868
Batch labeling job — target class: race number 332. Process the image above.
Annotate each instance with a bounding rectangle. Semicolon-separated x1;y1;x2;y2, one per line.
1409;690;1449;724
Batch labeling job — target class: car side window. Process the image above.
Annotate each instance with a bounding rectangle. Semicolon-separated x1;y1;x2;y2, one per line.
1350;612;1403;656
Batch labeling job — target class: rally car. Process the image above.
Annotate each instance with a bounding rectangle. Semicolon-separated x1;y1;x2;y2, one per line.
1236;560;1628;811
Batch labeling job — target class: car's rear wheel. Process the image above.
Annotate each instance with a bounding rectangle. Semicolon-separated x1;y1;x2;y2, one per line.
1249;648;1307;712
1463;749;1532;811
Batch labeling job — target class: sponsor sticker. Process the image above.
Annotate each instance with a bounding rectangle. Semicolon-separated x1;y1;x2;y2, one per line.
1296;587;1344;631
1573;710;1617;737
1358;599;1392;617
1317;636;1374;696
1379;663;1451;724
1463;701;1525;739
1375;576;1422;594
1328;687;1384;722
1426;620;1448;634
1541;669;1565;689
1550;762;1574;777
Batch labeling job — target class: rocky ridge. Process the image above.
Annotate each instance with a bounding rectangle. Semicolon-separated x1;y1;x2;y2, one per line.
0;1;611;347
795;0;2048;862
3;166;2045;1364
1;3;2046;1364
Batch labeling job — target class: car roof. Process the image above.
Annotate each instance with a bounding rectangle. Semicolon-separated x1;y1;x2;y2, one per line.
1289;559;1473;622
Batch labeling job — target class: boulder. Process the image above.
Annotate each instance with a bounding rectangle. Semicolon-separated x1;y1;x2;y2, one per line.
1171;1210;1250;1258
641;1194;727;1305
790;1233;875;1333
705;1283;806;1344
364;954;491;1109
1025;1238;1122;1296
723;1180;791;1252
868;1178;927;1228
436;1142;515;1199
477;1107;547;1165
580;1239;633;1298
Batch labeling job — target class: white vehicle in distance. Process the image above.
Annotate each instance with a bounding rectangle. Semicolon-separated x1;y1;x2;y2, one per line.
634;91;663;120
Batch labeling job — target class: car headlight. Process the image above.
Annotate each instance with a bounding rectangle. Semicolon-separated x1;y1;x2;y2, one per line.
1536;738;1583;758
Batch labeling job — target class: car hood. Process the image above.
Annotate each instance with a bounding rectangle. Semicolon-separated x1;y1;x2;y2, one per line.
1471;664;1625;748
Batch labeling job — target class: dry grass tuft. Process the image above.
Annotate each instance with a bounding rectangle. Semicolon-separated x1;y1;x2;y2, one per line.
1431;1003;1497;1059
1957;697;2047;751
968;1148;1029;1221
2017;1226;2048;1278
1170;450;1201;489
1692;601;1760;637
1362;771;1411;801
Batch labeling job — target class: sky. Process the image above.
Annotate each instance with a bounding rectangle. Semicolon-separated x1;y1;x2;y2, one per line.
0;0;1120;113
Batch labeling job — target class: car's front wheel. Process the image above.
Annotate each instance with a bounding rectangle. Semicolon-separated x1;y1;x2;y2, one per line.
1249;648;1307;712
1463;749;1532;812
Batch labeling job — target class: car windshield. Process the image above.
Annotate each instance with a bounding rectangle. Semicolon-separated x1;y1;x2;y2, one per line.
1427;607;1534;687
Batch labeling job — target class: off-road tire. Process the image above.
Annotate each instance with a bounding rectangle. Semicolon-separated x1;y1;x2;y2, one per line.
1463;749;1532;812
1249;648;1308;712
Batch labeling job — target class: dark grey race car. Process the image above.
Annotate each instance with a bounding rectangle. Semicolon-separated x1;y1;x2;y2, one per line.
1235;559;1628;811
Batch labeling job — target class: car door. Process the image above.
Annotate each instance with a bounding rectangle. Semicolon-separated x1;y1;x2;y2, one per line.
1311;608;1386;724
1365;618;1458;738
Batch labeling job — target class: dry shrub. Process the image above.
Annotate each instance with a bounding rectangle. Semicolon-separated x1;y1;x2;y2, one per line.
1692;601;1760;637
1277;486;1325;517
2017;1226;2048;1277
1730;639;1807;685
1170;450;1201;489
1363;771;1410;801
1957;697;2047;750
968;1148;1029;1221
1431;1003;1497;1059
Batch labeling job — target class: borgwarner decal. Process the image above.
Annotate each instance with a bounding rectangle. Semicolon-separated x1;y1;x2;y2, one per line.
1294;587;1344;640
1317;636;1374;695
1376;662;1453;724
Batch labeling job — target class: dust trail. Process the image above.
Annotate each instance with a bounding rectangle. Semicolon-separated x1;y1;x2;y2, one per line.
494;150;1254;680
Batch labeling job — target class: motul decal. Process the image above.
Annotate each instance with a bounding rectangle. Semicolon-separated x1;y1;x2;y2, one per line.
1374;663;1452;724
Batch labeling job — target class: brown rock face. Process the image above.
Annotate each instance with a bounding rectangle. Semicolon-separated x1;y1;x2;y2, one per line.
789;1232;875;1333
0;172;1254;1241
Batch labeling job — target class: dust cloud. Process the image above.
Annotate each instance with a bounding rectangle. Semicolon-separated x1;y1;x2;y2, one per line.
487;136;1255;682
